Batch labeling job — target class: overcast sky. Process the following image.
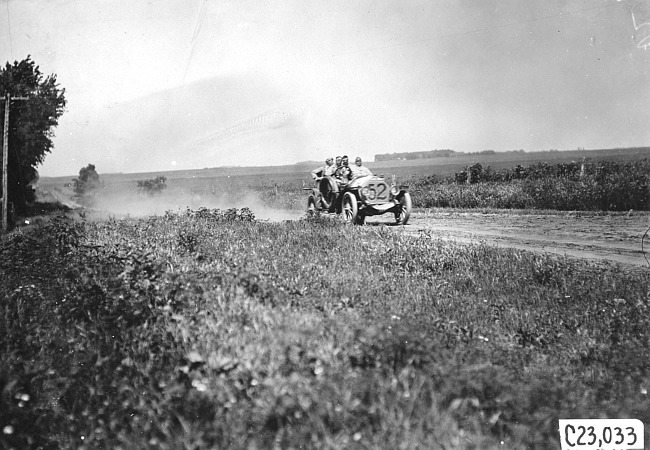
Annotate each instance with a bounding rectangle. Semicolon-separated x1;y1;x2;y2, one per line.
2;0;649;177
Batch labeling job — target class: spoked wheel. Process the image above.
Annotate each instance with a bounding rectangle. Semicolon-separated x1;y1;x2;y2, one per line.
319;177;339;210
395;192;412;225
342;192;358;224
307;196;317;217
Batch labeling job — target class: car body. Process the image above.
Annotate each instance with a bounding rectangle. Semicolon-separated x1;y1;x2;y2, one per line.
306;174;412;225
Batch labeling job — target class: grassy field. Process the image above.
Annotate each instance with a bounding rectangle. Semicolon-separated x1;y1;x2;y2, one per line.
2;208;649;449
6;146;646;448
369;147;650;180
37;147;648;219
41;146;649;187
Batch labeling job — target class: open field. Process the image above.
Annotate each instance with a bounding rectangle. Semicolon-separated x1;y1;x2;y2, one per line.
28;180;650;271
3;147;647;448
38;147;650;216
41;146;650;188
2;208;650;449
35;146;650;269
34;168;650;270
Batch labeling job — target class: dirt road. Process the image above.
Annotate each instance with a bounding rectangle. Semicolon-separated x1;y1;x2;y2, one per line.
369;210;650;269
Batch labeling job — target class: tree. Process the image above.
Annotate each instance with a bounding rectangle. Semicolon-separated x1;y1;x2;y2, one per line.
0;56;66;213
73;164;100;195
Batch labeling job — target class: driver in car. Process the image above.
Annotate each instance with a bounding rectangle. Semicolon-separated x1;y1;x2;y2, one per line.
334;155;353;183
334;156;342;172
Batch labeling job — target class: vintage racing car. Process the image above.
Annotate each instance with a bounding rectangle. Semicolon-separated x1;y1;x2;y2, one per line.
306;174;412;225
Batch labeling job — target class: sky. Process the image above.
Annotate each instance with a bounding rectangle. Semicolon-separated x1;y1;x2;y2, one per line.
1;0;649;177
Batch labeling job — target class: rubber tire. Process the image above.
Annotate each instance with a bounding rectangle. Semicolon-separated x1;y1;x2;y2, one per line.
342;192;358;224
319;176;339;209
395;192;412;225
307;196;316;217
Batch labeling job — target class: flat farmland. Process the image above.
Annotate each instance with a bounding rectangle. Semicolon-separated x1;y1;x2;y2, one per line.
35;177;650;270
3;200;649;449
41;146;650;189
5;147;650;448
36;144;650;270
37;146;649;217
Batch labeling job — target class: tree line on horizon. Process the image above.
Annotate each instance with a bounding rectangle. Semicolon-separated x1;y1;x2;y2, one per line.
374;146;650;162
374;148;528;161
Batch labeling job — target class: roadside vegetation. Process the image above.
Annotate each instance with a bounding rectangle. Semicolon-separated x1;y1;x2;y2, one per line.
4;52;647;448
257;158;650;213
137;176;169;196
411;158;650;211
2;208;649;449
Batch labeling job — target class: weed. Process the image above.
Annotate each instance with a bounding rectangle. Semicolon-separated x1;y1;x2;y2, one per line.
1;208;649;448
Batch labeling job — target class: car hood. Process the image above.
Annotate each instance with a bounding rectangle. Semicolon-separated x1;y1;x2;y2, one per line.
348;175;374;188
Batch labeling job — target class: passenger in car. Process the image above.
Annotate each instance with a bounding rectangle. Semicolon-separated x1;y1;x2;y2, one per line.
334;155;353;182
311;157;335;181
351;157;373;178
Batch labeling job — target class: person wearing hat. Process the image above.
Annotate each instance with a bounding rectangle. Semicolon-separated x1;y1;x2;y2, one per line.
334;156;342;172
311;157;336;181
334;155;353;182
350;156;372;178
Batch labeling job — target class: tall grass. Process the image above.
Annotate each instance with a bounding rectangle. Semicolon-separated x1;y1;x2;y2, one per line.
1;210;649;448
410;158;650;211
253;158;650;212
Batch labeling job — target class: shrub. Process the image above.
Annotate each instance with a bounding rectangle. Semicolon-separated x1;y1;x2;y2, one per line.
73;164;100;195
137;176;167;195
415;158;650;211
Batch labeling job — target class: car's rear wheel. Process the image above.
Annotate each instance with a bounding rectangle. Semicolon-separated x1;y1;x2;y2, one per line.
395;192;412;225
307;196;317;217
319;177;339;210
342;192;358;224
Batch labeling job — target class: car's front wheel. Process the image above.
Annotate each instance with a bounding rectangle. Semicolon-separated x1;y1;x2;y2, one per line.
342;192;358;224
395;192;412;225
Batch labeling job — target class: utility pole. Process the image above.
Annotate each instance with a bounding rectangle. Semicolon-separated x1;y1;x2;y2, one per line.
2;93;29;233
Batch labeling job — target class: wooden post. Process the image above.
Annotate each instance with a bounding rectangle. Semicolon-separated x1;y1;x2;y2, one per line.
2;93;29;233
2;93;9;232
